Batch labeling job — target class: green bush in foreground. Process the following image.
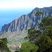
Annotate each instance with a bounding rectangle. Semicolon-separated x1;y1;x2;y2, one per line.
0;38;11;52
37;35;52;52
21;42;39;52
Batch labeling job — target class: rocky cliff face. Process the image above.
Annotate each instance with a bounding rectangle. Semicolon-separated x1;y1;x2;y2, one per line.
1;7;52;33
0;7;52;52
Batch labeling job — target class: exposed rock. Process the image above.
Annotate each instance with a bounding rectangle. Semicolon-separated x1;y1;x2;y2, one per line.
0;7;52;52
1;7;52;33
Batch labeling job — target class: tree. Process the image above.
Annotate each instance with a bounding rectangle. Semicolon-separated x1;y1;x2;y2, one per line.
37;17;52;52
36;35;52;52
21;42;39;52
39;17;52;29
28;28;41;42
43;26;52;39
39;17;52;39
0;38;11;52
27;17;52;52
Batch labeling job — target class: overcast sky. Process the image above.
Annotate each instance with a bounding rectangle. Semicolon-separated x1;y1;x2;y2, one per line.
0;0;52;10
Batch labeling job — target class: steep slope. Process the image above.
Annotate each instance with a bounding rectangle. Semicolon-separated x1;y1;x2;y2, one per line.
1;7;52;33
0;7;52;52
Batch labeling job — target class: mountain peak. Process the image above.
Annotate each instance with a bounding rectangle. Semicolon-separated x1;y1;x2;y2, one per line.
1;6;52;34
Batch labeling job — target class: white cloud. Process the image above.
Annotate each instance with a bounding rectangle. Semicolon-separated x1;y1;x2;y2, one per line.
0;0;52;10
0;0;33;9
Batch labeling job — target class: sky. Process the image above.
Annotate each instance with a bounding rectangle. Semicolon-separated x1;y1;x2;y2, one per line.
0;0;52;30
0;0;52;10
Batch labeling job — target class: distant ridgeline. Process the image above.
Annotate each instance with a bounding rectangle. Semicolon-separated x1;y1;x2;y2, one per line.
1;6;52;34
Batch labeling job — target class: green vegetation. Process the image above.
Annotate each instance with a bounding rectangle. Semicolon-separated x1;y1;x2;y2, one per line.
28;28;41;42
37;35;52;52
35;11;43;17
21;17;52;52
21;42;39;52
14;16;52;52
0;12;52;52
0;38;11;52
27;17;52;52
40;17;52;27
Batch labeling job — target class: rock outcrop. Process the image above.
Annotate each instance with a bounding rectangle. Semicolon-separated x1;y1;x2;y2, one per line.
1;7;52;33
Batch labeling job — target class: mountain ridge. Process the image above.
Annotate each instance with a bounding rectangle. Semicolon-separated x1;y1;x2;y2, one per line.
0;6;52;52
1;6;52;34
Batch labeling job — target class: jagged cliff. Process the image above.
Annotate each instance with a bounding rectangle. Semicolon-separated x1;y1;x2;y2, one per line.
0;7;52;52
1;7;52;33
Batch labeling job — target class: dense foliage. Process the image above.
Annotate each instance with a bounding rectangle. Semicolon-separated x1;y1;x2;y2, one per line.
0;38;11;52
19;17;52;52
27;17;52;52
21;42;39;52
